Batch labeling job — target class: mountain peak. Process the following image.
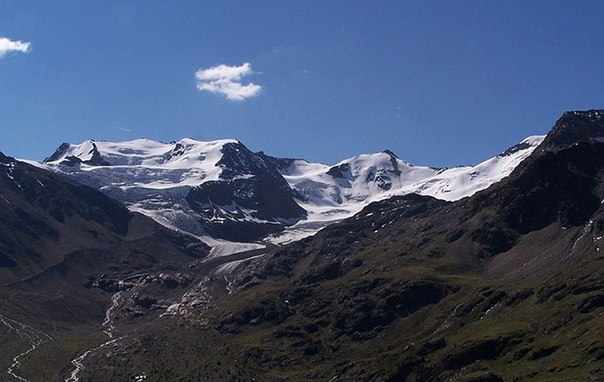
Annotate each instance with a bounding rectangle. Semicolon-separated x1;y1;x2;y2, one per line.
43;137;241;168
565;109;604;121
540;109;604;151
44;142;71;162
381;149;399;159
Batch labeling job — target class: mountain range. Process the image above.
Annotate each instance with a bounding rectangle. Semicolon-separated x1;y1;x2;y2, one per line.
38;134;543;246
0;110;602;381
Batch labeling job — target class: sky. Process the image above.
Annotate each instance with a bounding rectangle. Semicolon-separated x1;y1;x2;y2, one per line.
1;1;603;167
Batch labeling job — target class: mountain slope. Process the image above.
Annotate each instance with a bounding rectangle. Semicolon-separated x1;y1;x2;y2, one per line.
0;153;212;381
218;110;604;381
1;151;131;283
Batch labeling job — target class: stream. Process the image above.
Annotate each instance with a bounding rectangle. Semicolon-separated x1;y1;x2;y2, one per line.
65;292;122;382
0;313;53;382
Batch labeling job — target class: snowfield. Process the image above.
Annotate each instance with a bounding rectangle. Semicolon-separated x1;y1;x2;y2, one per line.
269;135;544;243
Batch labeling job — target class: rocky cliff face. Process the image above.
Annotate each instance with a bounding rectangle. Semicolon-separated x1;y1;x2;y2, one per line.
539;110;604;151
186;142;307;242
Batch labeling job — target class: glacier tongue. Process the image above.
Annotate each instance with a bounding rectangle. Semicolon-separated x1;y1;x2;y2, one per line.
38;135;545;247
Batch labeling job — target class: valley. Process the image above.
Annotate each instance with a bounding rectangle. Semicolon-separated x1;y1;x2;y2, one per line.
0;111;603;381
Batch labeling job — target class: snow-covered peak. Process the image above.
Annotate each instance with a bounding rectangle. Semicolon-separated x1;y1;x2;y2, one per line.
520;135;547;147
329;151;428;188
267;135;545;243
42;137;307;245
45;137;239;169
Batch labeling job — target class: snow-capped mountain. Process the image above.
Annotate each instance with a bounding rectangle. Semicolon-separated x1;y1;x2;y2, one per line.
39;135;544;245
42;138;305;244
263;136;544;242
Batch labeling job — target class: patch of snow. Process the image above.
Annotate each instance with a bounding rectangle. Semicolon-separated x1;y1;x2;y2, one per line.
569;220;594;257
160;303;182;318
0;194;10;205
205;239;265;260
214;254;266;275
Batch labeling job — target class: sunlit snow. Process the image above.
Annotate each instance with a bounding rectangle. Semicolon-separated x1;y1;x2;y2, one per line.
38;135;545;248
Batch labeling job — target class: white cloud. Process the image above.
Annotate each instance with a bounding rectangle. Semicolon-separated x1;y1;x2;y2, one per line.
0;37;31;58
195;63;262;101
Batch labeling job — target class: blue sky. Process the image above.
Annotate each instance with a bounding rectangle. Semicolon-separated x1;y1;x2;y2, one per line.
1;1;603;167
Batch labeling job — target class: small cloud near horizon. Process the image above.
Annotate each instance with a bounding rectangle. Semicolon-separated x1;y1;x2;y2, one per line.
0;37;31;58
195;63;262;101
